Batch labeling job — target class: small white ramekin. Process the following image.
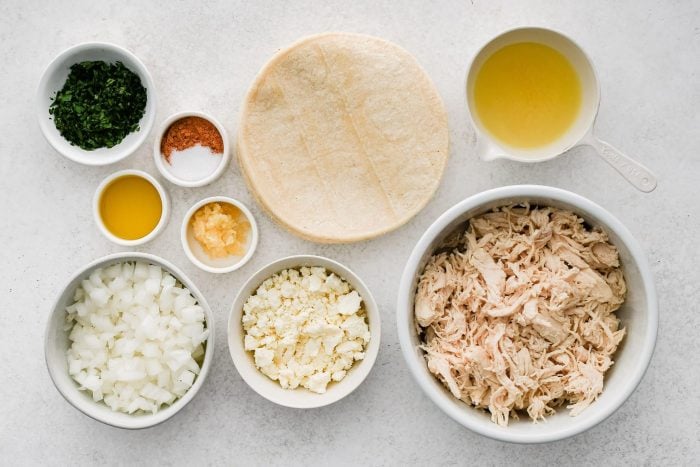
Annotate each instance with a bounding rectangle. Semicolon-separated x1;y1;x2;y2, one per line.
93;169;170;246
181;196;258;273
36;42;156;166
153;111;230;188
44;252;215;429
228;255;381;409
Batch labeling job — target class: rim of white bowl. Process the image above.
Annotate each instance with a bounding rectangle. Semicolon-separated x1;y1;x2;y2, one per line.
396;185;658;443
180;196;259;273
227;254;381;408
153;111;230;188
36;42;157;166
44;251;215;429
92;169;170;246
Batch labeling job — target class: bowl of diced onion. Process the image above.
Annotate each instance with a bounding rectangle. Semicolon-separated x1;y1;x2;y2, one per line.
45;252;214;429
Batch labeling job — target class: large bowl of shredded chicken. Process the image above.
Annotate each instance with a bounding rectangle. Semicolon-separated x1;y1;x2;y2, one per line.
397;185;657;443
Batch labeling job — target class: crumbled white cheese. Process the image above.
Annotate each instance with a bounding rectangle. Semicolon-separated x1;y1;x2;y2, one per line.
337;290;362;315
242;267;371;393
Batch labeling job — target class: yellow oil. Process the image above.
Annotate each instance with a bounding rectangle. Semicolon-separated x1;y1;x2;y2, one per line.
473;42;582;148
99;175;162;240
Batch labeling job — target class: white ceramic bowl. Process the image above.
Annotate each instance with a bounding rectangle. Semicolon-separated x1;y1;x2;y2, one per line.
153;111;230;187
228;255;381;408
44;252;215;429
36;42;156;166
181;196;259;273
397;185;658;443
93;169;170;246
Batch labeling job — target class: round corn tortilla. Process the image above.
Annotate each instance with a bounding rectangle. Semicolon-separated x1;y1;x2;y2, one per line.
238;33;449;243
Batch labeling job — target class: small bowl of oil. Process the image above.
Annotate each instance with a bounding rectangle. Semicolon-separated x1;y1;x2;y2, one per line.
93;169;170;246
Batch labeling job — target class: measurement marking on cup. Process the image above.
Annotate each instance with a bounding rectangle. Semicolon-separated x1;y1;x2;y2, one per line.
601;145;642;179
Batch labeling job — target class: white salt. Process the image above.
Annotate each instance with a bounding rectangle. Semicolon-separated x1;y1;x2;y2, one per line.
165;144;222;182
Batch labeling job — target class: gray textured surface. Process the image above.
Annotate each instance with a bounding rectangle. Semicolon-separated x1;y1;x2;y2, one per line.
1;0;699;465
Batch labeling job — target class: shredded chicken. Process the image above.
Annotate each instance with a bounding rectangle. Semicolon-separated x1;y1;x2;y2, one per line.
415;205;626;426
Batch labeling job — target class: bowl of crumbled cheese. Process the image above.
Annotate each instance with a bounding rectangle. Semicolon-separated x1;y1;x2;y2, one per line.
228;255;380;408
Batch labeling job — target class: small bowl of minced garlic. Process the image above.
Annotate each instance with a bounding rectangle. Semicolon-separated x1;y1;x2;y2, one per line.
228;255;381;408
181;196;258;273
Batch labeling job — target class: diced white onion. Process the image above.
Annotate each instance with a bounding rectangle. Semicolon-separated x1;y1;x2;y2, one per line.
65;262;207;415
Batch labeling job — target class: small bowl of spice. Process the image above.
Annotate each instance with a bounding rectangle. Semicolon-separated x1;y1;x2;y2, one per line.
93;169;170;246
181;196;258;273
154;111;229;187
37;42;156;166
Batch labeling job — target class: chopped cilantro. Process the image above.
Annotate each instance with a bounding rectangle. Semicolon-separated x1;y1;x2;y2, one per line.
49;61;147;150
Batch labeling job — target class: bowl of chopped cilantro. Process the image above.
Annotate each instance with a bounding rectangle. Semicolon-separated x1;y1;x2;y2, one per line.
37;42;156;165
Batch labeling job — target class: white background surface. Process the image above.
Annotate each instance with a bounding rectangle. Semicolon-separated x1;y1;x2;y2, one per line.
2;0;698;465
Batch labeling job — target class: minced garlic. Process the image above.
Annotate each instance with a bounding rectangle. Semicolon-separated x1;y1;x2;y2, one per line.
191;202;249;258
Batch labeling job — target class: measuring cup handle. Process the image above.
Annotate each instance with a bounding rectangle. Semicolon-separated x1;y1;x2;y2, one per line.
585;136;657;192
